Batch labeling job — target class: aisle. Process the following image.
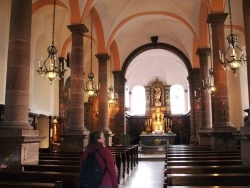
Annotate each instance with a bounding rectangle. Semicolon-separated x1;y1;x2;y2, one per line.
119;151;165;188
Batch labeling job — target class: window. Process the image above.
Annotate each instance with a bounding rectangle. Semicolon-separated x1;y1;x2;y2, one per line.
170;85;185;114
131;86;146;115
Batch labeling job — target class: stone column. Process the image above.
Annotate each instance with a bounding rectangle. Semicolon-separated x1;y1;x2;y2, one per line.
58;57;66;119
60;24;89;153
113;71;126;140
96;53;113;146
235;0;250;166
188;68;201;145
0;0;43;170
207;13;237;151
196;48;212;145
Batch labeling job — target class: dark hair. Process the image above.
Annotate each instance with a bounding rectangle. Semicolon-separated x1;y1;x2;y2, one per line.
89;130;103;145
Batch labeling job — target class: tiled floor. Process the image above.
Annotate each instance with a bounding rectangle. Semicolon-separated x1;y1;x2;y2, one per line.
118;151;165;188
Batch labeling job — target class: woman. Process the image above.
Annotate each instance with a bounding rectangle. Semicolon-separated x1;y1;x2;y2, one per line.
80;130;118;188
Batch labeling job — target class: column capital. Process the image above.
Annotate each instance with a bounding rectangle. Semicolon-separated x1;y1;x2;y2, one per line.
207;13;228;24
96;53;110;62
196;48;211;55
67;24;88;35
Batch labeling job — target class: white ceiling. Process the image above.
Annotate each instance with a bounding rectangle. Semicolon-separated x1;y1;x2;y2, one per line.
125;49;189;90
29;0;245;93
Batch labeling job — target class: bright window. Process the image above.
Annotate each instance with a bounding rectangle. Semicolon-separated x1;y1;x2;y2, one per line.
170;85;185;114
131;86;146;115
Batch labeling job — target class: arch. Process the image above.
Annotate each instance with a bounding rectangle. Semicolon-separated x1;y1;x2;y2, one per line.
121;42;192;78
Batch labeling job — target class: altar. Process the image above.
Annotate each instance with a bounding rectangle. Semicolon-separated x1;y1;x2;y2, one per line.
139;133;176;150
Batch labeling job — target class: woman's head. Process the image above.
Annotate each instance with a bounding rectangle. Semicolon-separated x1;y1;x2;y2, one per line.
89;130;105;145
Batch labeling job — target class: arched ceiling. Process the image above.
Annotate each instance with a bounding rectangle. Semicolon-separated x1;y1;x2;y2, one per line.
125;49;189;90
30;0;245;92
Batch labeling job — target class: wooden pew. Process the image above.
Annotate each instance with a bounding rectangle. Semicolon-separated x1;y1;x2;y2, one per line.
23;164;80;173
0;171;79;188
166;173;250;186
166;159;241;167
167;151;241;156
166;186;249;188
166;155;241;161
39;151;123;184
39;159;80;166
166;165;250;175
0;181;57;188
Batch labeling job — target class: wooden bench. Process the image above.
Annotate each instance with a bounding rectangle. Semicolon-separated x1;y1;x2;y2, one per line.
166;165;250;175
165;159;241;167
0;171;79;188
0;181;57;188
167;151;241;156
39;151;123;184
166;173;250;186
39;159;80;166
23;164;80;173
166;155;241;161
166;186;249;188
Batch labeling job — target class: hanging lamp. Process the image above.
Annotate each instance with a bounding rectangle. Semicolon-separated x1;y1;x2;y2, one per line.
219;0;246;76
108;52;118;103
84;12;98;96
37;0;66;82
203;22;215;93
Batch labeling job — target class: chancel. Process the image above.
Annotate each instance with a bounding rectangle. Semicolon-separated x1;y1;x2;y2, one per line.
140;77;176;149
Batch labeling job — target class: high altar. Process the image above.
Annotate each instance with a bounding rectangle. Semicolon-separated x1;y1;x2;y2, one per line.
140;77;176;149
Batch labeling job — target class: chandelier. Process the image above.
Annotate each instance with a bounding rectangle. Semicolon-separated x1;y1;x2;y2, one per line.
202;23;215;93
84;12;98;96
37;0;66;82
108;53;118;103
219;0;246;76
202;67;215;93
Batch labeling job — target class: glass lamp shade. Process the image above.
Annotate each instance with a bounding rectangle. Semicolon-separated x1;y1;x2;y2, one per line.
85;72;98;96
219;34;246;74
108;85;118;103
37;45;66;82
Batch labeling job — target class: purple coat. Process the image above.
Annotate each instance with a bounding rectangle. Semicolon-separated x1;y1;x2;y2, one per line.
80;144;118;188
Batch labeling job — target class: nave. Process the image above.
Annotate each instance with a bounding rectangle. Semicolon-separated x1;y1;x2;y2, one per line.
119;151;165;188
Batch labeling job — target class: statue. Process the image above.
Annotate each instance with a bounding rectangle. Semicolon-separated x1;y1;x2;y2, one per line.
152;110;165;134
154;87;161;104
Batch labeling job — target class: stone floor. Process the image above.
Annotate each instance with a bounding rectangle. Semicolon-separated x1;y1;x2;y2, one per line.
118;151;165;188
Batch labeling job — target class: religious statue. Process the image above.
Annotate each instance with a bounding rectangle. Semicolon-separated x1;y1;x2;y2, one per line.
154;87;161;104
152;110;165;134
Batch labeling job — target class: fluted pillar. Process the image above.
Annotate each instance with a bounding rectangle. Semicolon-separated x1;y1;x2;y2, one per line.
0;0;43;170
196;48;212;145
208;13;237;151
96;53;113;146
60;24;89;153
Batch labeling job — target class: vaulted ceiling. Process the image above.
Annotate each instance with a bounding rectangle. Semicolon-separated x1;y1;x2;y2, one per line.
31;0;245;92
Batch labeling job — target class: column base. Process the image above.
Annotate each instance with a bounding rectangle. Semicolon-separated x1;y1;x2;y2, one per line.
234;126;250;167
210;127;238;151
0;129;44;171
189;136;199;145
60;130;90;153
198;128;212;146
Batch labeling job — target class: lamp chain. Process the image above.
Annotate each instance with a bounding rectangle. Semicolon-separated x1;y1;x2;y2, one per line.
110;50;112;85
90;12;93;73
52;0;56;46
228;0;233;35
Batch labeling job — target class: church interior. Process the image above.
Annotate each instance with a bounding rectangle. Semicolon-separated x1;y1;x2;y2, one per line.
1;0;250;187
